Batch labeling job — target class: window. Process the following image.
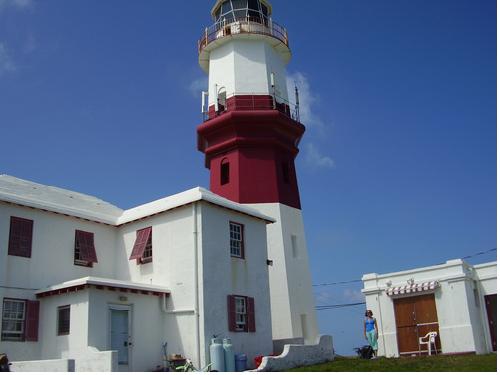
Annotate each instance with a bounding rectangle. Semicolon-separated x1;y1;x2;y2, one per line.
57;305;70;336
221;160;230;185
129;227;153;264
235;296;247;331
74;230;98;267
230;222;244;258
227;295;255;333
8;217;34;258
282;162;290;184
1;299;25;341
1;299;39;342
291;235;298;258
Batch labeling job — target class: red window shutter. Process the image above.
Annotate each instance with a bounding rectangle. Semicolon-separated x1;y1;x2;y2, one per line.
247;297;256;332
25;300;40;342
8;217;33;258
75;231;98;263
227;295;237;332
129;227;152;260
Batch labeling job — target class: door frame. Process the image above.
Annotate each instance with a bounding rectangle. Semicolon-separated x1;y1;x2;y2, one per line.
484;294;497;352
108;304;133;371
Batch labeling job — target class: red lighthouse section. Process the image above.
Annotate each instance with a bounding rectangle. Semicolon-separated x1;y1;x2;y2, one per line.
197;109;305;209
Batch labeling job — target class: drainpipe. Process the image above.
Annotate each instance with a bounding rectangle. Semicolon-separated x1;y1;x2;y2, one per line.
193;202;201;369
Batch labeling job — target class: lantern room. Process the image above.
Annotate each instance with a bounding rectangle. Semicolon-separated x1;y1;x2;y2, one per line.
211;0;272;24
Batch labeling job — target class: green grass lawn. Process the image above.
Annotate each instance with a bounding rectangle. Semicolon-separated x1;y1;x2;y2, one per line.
290;353;497;372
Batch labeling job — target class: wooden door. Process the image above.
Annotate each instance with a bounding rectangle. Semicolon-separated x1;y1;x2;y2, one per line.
394;294;441;355
485;294;497;351
394;297;419;354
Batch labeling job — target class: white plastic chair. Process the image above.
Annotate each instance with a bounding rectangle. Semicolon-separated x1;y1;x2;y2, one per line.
419;331;438;355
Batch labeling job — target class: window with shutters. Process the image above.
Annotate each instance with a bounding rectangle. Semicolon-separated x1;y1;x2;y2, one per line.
74;230;98;267
230;222;244;258
228;295;255;333
57;305;70;336
1;299;25;341
129;227;153;264
8;217;34;258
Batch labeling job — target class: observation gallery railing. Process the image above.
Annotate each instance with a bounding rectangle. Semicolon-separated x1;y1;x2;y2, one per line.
198;17;289;53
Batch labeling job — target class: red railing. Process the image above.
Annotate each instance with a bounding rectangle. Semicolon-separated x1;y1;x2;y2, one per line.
198;17;289;54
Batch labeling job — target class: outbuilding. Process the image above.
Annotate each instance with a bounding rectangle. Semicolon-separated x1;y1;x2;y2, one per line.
362;259;496;357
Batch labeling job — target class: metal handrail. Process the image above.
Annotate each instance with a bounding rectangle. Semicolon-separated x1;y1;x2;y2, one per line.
198;17;289;54
203;92;300;123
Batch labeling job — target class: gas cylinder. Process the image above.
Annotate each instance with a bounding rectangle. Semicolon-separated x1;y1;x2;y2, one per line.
223;338;235;372
209;338;225;372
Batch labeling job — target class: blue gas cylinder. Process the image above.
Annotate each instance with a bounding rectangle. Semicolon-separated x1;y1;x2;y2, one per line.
210;338;225;372
223;338;235;372
235;353;247;372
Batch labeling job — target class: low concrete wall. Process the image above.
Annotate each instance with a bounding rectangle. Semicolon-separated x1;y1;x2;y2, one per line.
272;337;304;355
74;348;118;372
11;359;75;372
256;335;334;372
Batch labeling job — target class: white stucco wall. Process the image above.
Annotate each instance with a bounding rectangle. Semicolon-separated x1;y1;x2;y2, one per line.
208;39;289;106
0;202;117;290
0;201;116;362
114;205;201;367
248;203;319;345
1;198;275;370
362;260;497;357
200;202;273;368
38;291;90;361
87;289;164;371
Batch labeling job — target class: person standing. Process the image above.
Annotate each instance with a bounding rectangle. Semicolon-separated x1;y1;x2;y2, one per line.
364;310;379;358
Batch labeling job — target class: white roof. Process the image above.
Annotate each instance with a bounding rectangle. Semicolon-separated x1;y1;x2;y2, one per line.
36;276;170;296
0;175;275;225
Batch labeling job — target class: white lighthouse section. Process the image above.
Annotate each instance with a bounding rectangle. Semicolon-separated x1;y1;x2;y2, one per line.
248;203;319;345
207;39;290;107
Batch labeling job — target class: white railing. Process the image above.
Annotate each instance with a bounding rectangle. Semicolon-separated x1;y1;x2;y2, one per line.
198;17;289;53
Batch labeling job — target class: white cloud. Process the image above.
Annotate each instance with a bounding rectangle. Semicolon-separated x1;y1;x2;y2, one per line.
305;142;335;169
314;291;334;305
0;0;33;11
188;76;208;98
0;43;16;76
287;71;327;132
343;288;364;303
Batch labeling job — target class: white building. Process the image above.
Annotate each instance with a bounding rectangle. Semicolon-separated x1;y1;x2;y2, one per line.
0;175;276;371
362;259;497;357
1;0;334;371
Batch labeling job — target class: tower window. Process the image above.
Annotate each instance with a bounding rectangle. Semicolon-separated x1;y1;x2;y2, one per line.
221;160;230;185
282;162;290;184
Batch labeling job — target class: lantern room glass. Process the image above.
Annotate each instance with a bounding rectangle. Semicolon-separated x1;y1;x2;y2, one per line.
214;0;270;25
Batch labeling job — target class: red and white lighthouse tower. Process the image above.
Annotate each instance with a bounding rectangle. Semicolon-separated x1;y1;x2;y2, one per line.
197;0;319;344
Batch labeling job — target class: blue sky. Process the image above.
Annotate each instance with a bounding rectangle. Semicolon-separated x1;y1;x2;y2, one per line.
0;0;496;355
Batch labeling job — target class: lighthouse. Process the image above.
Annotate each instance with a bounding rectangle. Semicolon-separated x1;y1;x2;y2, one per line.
197;0;319;346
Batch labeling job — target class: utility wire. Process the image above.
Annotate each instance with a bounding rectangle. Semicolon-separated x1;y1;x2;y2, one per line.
0;285;38;291
313;279;362;287
316;302;366;310
462;247;496;260
312;247;496;288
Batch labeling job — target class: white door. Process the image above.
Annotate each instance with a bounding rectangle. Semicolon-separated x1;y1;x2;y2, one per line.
109;306;132;371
